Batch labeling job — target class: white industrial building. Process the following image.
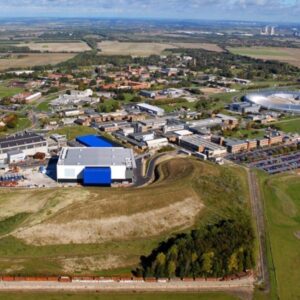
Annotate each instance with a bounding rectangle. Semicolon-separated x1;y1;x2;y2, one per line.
0;132;48;163
136;103;165;116
56;147;136;185
146;138;169;149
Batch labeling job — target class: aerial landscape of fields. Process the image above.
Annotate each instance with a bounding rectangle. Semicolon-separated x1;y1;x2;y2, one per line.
0;159;250;276
16;42;91;53
97;41;223;56
228;46;300;67
0;53;76;70
0;5;299;299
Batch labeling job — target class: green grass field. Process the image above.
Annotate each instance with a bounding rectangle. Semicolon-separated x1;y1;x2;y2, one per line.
0;159;251;276
274;117;300;134
257;172;300;300
49;125;98;140
0;85;23;98
36;100;51;112
0;117;32;137
0;292;238;300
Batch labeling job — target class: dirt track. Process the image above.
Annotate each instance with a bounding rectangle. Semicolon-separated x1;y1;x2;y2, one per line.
247;169;270;291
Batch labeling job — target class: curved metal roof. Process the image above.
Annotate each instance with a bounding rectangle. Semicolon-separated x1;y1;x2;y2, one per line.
244;91;300;114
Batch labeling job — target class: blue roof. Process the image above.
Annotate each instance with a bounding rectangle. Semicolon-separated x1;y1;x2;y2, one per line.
76;135;114;148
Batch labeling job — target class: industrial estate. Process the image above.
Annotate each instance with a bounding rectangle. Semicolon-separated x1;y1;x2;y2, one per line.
0;15;299;300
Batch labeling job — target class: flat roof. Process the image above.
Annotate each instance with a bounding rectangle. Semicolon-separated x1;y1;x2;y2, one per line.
181;135;226;151
57;147;136;169
0;132;45;149
137;103;165;113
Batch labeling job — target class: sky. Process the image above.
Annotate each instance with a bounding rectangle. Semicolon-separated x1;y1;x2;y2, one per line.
0;0;299;23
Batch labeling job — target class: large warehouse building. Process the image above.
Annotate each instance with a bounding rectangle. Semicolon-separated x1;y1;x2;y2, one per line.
0;132;48;163
56;147;136;186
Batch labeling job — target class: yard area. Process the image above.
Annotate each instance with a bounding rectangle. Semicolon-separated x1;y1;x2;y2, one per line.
273;117;300;134
257;172;300;300
0;84;23;98
49;125;98;140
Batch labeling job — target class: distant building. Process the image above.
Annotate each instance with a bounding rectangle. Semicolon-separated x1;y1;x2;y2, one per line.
233;78;251;85
146;138;169;149
180;134;227;157
136;103;165;116
0;132;48;163
229;102;261;114
224;139;248;154
140;90;156;99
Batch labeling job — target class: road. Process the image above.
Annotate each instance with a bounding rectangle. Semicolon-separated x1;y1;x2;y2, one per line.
134;151;179;187
247;169;270;292
0;277;254;293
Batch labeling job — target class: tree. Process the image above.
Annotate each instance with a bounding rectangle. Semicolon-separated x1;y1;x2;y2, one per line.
154;253;166;278
202;252;214;276
167;261;176;278
228;252;239;273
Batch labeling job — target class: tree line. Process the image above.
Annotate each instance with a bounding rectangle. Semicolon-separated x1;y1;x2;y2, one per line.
133;217;255;279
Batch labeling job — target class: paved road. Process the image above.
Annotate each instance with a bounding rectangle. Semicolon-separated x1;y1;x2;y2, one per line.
247;169;270;292
0;277;254;293
134;151;179;187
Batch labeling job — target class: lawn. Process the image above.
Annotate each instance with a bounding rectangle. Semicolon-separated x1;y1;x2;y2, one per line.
36;100;51;112
49;125;98;140
0;117;32;136
0;85;23;98
273;117;300;134
0;292;238;300
223;128;265;140
157;101;196;113
0;159;252;276
257;172;300;300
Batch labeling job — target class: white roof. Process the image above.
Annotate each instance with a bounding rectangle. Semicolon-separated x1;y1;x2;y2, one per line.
174;130;193;136
137;103;165;114
57;147;136;169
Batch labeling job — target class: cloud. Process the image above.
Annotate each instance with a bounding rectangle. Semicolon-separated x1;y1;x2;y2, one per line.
0;0;298;22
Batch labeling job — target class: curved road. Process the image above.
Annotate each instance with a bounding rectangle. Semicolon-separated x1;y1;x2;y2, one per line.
134;151;179;187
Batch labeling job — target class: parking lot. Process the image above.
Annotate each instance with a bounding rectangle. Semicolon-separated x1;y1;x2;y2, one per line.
250;151;300;174
227;143;300;164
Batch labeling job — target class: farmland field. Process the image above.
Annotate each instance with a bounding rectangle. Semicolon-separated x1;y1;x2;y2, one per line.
98;41;223;56
0;158;251;276
0;292;238;300
17;42;91;53
258;172;300;300
228;46;300;67
0;53;76;71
